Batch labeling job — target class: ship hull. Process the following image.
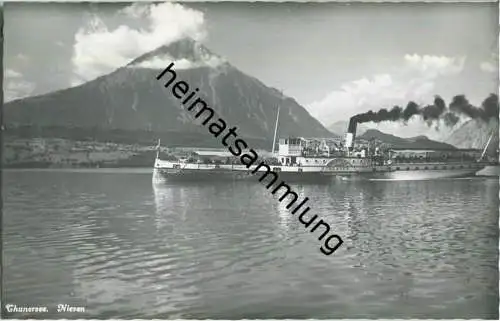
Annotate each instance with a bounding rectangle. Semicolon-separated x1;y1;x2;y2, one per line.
379;168;478;180
153;159;489;183
153;166;334;184
476;165;500;177
373;162;487;180
153;167;252;183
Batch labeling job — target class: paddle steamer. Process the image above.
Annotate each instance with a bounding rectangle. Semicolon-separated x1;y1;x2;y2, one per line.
153;108;494;182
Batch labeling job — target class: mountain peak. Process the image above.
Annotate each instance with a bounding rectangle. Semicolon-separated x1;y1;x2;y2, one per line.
128;38;225;70
360;129;456;149
445;118;499;150
4;36;333;146
408;135;430;141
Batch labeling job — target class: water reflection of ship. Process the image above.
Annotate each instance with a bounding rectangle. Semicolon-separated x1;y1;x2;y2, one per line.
274;185;311;232
334;179;392;250
152;183;190;232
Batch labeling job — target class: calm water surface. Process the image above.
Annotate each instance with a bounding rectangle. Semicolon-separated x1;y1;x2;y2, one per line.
2;169;499;319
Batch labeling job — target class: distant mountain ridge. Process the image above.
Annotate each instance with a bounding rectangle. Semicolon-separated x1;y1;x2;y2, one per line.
4;38;333;148
330;117;496;150
327;120;368;137
445;118;499;156
359;129;457;149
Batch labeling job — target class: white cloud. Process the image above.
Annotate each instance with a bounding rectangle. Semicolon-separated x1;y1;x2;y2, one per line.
129;52;225;70
404;54;465;77
5;69;22;78
4;69;35;102
479;61;497;73
16;53;29;62
71;2;206;84
307;54;466;127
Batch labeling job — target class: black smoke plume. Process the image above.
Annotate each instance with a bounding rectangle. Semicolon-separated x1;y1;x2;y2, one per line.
442;112;460;127
348;93;498;131
449;94;499;122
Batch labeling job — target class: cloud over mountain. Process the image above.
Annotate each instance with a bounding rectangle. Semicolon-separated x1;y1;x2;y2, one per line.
5;38;333;148
128;37;225;70
71;2;206;85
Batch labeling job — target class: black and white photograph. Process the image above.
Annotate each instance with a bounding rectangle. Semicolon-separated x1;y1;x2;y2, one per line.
1;0;499;319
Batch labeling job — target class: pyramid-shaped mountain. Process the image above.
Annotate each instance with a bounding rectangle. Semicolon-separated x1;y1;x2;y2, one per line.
4;38;333;148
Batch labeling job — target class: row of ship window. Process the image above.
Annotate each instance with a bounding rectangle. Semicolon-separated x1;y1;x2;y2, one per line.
175;164;477;171
273;165;476;172
302;159;365;164
282;159;364;165
393;165;475;171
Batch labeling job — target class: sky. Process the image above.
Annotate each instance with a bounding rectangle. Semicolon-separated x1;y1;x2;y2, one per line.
4;1;499;139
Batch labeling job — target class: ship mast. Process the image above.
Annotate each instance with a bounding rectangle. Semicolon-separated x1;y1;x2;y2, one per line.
271;103;281;156
155;139;161;159
479;130;494;162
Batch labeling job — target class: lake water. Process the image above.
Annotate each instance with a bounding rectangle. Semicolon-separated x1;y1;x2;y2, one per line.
2;169;499;319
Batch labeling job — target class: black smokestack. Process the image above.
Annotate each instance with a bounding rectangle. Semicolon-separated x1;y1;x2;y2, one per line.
348;117;358;133
345;117;358;150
